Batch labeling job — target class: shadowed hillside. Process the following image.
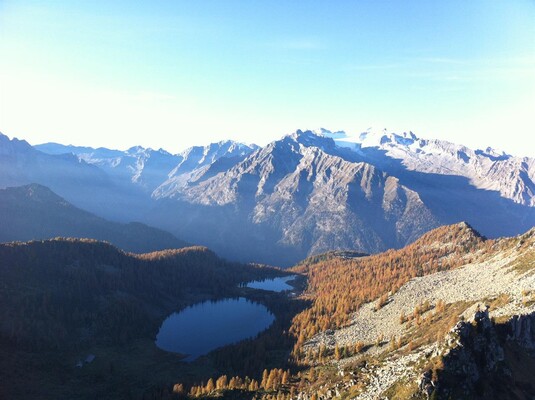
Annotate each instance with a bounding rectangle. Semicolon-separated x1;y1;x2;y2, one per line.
0;184;189;253
0;238;282;399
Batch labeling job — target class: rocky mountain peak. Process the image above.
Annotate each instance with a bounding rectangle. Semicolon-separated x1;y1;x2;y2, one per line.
283;129;337;150
0;132;34;155
151;130;441;264
126;145;146;154
6;183;67;205
313;127;535;207
177;140;257;166
359;129;419;147
410;221;485;252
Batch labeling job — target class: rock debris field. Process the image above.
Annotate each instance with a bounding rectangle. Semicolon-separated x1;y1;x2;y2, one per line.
306;248;535;352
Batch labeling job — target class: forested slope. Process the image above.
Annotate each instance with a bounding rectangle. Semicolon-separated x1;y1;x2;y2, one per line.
0;238;280;399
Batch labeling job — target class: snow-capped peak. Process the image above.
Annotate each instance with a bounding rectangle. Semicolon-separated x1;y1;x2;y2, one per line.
312;128;348;140
308;127;419;150
326;128;532;206
348;129;418;148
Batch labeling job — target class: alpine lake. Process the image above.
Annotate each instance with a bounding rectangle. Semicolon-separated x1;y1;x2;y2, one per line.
155;275;297;360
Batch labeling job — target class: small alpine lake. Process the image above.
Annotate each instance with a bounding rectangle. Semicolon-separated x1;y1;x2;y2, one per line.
243;275;297;292
155;297;275;361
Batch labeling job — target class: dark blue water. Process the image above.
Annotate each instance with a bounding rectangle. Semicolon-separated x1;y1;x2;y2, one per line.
245;275;296;292
155;297;275;361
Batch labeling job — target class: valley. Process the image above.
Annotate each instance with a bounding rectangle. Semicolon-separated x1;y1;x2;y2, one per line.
175;224;535;400
0;224;533;399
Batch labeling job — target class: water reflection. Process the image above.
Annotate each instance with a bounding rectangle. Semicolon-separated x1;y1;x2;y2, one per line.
156;297;275;361
245;275;296;292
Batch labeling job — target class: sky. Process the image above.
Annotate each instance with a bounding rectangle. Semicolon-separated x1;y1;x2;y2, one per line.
0;0;534;155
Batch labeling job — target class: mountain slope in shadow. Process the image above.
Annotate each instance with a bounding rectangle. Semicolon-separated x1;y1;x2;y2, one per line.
0;184;189;253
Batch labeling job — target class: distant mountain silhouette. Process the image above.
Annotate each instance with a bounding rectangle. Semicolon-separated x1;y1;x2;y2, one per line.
0;183;189;253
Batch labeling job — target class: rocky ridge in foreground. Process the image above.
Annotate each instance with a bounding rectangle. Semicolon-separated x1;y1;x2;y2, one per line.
300;227;535;399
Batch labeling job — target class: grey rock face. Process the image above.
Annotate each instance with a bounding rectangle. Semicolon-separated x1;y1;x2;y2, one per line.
418;370;437;399
153;140;258;198
151;131;440;265
323;129;535;239
507;313;535;350
327;128;535;207
422;308;535;399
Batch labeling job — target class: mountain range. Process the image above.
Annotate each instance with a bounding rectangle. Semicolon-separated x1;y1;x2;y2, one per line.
2;129;534;265
0;183;188;253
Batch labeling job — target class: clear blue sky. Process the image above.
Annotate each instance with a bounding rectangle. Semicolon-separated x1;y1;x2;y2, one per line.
1;0;534;155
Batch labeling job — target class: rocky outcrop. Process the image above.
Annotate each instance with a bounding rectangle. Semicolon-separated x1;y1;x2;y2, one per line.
306;232;534;400
419;307;535;399
506;314;535;350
